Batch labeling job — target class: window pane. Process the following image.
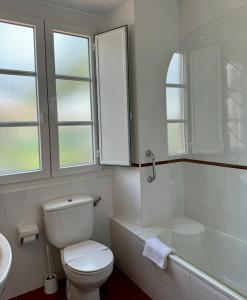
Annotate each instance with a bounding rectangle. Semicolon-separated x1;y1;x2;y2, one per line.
0;75;38;122
168;123;185;155
56;80;91;121
166;88;184;120
0;127;40;175
54;32;90;78
166;53;184;85
58;126;93;168
0;22;35;72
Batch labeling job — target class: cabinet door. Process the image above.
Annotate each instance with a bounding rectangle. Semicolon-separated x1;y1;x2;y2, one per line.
95;26;131;166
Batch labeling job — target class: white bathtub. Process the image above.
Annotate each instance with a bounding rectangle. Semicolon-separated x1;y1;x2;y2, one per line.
110;216;246;300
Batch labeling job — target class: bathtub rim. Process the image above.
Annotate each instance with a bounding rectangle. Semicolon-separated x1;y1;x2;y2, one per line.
111;216;246;300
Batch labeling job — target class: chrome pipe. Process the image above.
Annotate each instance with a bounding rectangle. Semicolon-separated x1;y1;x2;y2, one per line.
93;195;102;207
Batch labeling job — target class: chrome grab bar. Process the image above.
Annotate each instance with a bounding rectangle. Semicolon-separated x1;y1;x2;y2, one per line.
146;150;156;183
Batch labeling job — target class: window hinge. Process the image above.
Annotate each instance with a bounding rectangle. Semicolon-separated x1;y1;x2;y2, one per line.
96;149;100;158
130;111;133;121
40;112;44;124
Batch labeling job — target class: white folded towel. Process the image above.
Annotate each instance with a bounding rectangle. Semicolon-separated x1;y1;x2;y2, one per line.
143;237;172;270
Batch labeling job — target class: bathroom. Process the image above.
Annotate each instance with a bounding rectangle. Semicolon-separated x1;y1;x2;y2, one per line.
0;0;247;299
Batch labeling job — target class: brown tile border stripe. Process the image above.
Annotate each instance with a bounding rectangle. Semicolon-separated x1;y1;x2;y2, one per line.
132;159;183;168
183;159;247;170
132;159;247;170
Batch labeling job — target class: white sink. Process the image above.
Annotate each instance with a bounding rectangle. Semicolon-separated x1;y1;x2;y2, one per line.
0;234;12;297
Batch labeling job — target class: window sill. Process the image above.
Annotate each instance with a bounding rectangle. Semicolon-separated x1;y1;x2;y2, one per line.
0;165;112;195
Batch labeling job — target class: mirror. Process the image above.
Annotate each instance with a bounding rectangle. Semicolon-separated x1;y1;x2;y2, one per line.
166;5;247;165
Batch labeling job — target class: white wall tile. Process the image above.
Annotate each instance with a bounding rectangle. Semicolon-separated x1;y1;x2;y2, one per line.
49;184;72;200
26;188;50;226
142;207;159;226
184;162;247;241
139;163;185;226
158;202;172;223
190;0;247;20
112;167;142;225
180;0;213;41
142;185;171;210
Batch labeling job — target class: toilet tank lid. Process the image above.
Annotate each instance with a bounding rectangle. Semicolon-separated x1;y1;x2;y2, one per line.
43;195;94;212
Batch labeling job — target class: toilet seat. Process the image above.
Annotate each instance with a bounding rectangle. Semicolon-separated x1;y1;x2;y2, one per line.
62;240;114;275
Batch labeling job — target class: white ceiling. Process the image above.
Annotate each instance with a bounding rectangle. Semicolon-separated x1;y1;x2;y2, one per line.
35;0;125;16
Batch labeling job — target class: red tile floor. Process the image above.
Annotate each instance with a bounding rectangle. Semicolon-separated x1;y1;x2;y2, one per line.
11;267;151;300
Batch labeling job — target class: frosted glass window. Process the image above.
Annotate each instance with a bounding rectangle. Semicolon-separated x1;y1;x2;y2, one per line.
56;80;91;121
0;20;42;178
52;29;94;171
58;126;93;168
166;53;184;85
0;127;40;175
168;123;185;155
166;88;184;120
0;22;35;71
0;75;37;122
54;32;90;77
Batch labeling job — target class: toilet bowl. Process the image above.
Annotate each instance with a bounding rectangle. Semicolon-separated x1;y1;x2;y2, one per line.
42;195;114;300
61;240;114;300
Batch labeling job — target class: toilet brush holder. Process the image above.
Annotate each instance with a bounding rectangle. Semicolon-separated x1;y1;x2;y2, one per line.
44;244;58;294
44;273;58;294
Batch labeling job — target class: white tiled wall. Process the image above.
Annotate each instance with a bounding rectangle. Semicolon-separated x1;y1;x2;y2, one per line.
0;172;113;299
180;0;247;166
140;163;184;226
112;167;142;226
180;0;247;42
184;163;247;241
111;163;184;227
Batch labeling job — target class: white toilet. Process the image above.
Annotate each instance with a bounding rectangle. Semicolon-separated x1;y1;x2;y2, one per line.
43;195;114;300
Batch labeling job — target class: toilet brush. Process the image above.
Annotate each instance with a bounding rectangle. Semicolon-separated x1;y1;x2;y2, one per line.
44;244;58;294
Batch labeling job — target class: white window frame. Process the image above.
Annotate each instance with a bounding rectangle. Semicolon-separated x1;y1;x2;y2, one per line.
0;12;50;184
166;52;188;157
45;21;100;177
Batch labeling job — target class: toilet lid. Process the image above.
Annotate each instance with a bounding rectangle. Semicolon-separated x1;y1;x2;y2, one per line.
63;240;114;274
